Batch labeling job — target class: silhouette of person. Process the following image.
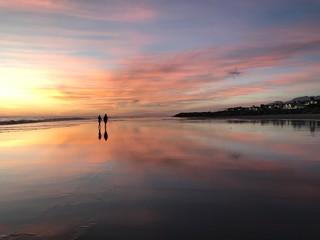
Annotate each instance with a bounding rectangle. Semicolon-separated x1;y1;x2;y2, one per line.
98;126;102;140
104;129;108;141
98;115;102;127
103;114;108;126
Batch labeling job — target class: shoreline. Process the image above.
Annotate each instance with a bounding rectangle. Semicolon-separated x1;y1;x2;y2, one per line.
0;117;90;126
176;114;320;121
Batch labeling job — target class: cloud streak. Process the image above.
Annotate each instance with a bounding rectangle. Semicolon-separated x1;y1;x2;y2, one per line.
33;36;319;115
0;0;156;22
1;0;320;115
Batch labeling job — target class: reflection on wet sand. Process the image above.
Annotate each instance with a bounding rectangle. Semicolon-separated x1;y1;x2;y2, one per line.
0;119;320;239
98;124;108;141
98;126;102;140
103;128;108;141
227;119;320;133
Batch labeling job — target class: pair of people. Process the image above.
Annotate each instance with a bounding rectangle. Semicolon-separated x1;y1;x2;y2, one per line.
98;114;108;126
98;114;108;141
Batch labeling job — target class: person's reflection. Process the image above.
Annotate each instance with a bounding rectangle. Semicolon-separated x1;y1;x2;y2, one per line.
97;119;109;141
104;128;108;141
98;126;102;140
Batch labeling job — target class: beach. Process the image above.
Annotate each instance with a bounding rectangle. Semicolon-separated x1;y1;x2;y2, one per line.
0;118;320;239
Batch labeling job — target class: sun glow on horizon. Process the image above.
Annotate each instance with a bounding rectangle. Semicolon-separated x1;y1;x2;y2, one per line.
0;67;67;114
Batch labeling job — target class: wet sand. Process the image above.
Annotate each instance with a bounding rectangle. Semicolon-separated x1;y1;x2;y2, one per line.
229;114;320;120
177;114;320;121
1;119;320;239
179;114;320;121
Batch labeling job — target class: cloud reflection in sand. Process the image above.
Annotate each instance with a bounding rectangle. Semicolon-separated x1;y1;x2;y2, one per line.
0;119;319;238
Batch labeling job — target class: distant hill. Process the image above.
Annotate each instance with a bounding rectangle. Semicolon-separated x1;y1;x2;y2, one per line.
173;95;320;118
286;96;320;103
267;101;283;106
287;96;310;103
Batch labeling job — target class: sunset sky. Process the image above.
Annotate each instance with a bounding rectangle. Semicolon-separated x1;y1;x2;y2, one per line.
1;0;320;116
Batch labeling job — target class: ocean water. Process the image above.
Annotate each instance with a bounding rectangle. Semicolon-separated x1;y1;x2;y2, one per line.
0;118;320;239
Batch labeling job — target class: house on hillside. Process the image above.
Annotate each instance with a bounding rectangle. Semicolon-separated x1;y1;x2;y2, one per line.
283;101;304;109
249;105;259;111
304;97;319;106
227;107;250;112
266;101;283;110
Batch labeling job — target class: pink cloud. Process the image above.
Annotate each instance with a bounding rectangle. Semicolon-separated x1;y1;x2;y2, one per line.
0;0;156;22
2;9;320;116
0;28;153;59
34;35;319;115
269;72;318;86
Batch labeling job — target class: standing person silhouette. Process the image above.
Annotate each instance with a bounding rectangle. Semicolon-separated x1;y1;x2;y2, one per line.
103;114;108;126
98;115;102;127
